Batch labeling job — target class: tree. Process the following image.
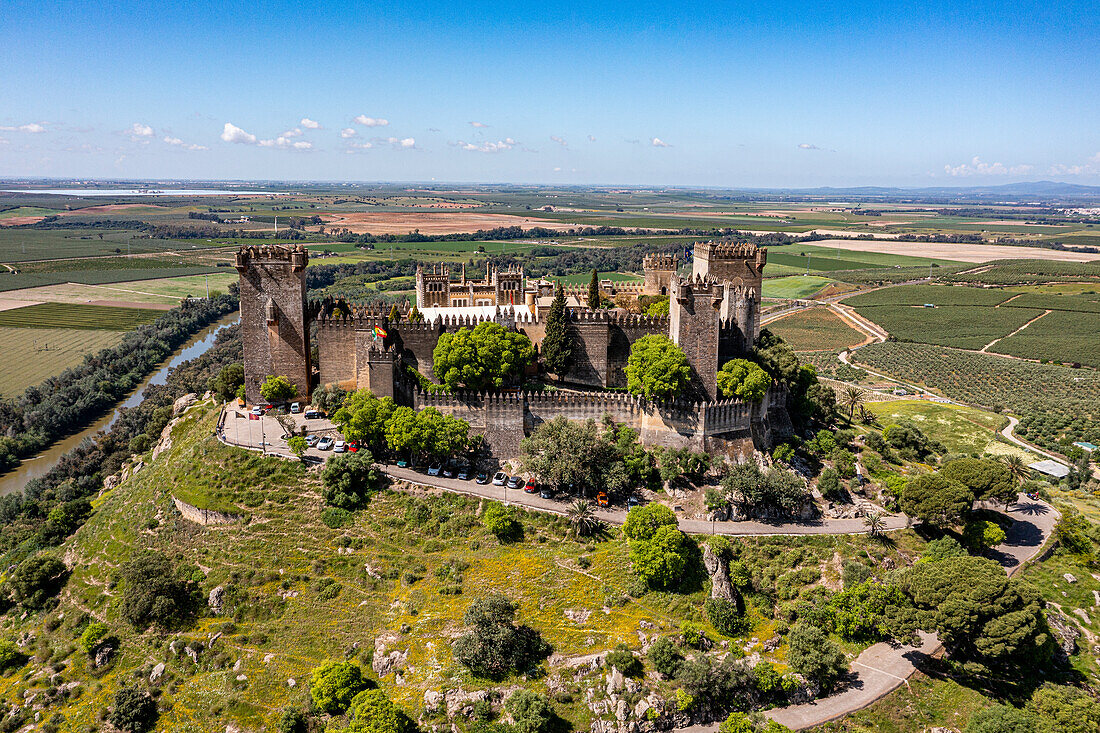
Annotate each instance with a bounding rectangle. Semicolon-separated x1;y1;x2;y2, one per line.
567;499;599;538
312;384;349;414
321;451;384;509
718;713;754;733
721;461;808;519
453;596;551;679
629;524;690;590
109;686;158;733
1027;682;1100;733
384;407;469;461
342;689;415;733
625;335;691;400
260;375;298;402
1000;454;1030;485
277;708;307;733
483;502;522;542
0;639;26;673
119;551;201;630
212;363;244;402
941;458;1019;506
840;386;865;421
79;622;110;655
965;704;1039;733
717;359;773;402
647;636;683;677
786;623;848;692
541;283;573;377
922;536;968;562
8;553;68;609
963;519;1007;552
622;503;678;541
506;690;555;733
646;298;670;316
863;511;886;538
332;391;396;453
889;555;1052;674
587;269;600;309
287;436;308;460
387;303;400;323
309;659;371;714
433;322;535;391
900;473;974;527
520;417;622;496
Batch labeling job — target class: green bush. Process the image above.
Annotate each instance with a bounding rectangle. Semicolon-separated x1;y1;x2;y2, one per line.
646;636;683;677
322;507;353;528
108;686;158;733
321;451;383;509
482;502;522;542
706;597;750;637
453;596;551;679
260;375;298;402
786;623;848;692
9;553;68;609
343;688;416;733
309;659;371;714
0;639;26;673
276;708;307;733
963;519;1007;552
628;524;690;590
79;622;110;655
622;503;678;541
605;644;643;677
505;689;555;733
964;704;1038;733
119;551;202;630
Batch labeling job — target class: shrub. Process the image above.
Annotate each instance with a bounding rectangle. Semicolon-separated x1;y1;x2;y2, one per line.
786;623;848;692
628;524;690;590
277;708;307;733
817;468;841;498
1026;683;1100;733
964;704;1039;733
605;644;643;678
0;639;26;673
321;451;383;509
482;502;522;542
718;713;754;733
706;597;750;637
841;561;871;588
505;689;554;733
647;636;683;677
963;519;1007;552
119;551;201;630
922;536;967;562
309;659;371;714
343;688;416;733
260;375;298;402
9;554;68;609
453;596;551;679
622;503;678;541
717;359;772;402
625;335;691;399
677;654;755;708
79;622;110;655
108;686;158;733
322;507;353;528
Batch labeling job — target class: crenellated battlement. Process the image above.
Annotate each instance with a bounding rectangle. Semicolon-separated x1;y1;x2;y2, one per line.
235;243;308;273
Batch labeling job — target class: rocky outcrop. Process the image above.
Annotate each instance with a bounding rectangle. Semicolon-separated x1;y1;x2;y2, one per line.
173;497;241;526
173;393;199;416
373;632;408;677
208;585;226;613
1047;610;1081;659
702;542;736;602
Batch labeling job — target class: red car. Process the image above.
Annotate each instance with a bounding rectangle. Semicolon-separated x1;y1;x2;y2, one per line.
348;441;360;453
524;479;538;494
596;492;609;507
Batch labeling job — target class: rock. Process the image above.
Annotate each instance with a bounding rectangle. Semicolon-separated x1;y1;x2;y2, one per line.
761;636;781;652
173;393;199;416
702;541;736;602
208;586;226;614
444;688;490;718
209;632;222;645
287;678;296;687
1048;612;1081;658
185;643;203;665
1065;573;1079;584
634;698;651;719
606;668;623;695
150;662;165;682
236;674;247;682
1075;608;1093;626
373;632;408;676
564;608;592;623
232;658;241;672
263;654;274;664
94;644;115;669
638;620;655;630
103;474;119;491
615;698;629;722
1094;590;1100;607
424;690;445;715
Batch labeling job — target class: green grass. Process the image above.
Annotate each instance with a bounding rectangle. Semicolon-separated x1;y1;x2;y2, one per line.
0;206;59;220
843;284;1015;308
863;400;1019;457
767;308;866;351
0;302;162;330
0;228;221;262
0;327;126;396
552;271;643;285
762;275;836;299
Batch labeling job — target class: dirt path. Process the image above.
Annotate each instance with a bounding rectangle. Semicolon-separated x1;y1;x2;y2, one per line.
980;309;1050;352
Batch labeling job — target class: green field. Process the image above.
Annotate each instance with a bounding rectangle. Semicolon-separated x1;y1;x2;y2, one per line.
761;275;836;299
863;399;1016;457
0;206;59;220
0;228;222;262
843;283;1013;307
0;302;162;330
0;327;126;396
0;265;226;292
767;308;866;351
848;304;1043;350
988;310;1100;367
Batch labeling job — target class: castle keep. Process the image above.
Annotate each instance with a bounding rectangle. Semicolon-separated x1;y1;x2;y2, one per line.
236;241;786;455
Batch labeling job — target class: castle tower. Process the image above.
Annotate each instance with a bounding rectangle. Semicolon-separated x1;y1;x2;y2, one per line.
494;266;524;306
642;254;678;296
235;244;311;404
669;275;724;401
415;264;452;307
691;241;766;340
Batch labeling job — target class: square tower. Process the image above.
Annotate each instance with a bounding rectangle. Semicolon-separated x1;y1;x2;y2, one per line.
415;264;452;307
691;241;766;300
236;244;312;404
642;254;678;296
669;276;724;401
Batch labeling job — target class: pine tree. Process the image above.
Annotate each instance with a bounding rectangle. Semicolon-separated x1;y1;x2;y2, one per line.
587;269;600;309
541;283;572;377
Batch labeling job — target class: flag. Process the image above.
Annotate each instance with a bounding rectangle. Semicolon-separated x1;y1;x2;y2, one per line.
374;326;388;339
249;413;259;421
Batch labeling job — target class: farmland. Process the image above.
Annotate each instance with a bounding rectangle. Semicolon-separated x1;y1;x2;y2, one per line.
845;304;1043;350
0;302;162;330
0;327;126;397
862;399;1016;457
761;275;836;299
767;308;866;351
987;310;1100;367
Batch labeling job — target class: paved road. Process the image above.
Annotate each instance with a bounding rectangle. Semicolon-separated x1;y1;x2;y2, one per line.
763;493;1058;731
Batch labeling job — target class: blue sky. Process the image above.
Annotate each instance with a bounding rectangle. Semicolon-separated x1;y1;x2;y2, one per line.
1;0;1097;187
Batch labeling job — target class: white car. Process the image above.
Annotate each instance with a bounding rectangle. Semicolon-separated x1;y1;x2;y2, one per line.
317;437;334;451
333;440;347;453
250;405;264;416
290;402;302;414
492;471;508;486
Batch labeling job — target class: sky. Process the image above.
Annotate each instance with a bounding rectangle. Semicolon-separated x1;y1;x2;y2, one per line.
1;0;1098;188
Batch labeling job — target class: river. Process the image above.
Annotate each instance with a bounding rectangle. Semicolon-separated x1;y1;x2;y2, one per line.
0;313;239;497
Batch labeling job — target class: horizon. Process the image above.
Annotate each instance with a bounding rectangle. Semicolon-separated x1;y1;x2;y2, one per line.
2;0;1098;187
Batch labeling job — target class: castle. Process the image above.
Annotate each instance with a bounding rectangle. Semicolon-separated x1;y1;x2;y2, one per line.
235;240;787;456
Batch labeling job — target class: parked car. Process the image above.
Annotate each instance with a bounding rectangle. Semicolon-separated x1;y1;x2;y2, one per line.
596;492;609;507
506;475;523;490
333;440;347;453
304;434;319;447
627;495;643;508
427;461;443;476
539;487;554;499
524;479;538;494
457;464;471;481
317;437;334;451
290;402;301;414
348;441;360;453
475;472;490;484
396;458;410;468
492;472;508;486
250;405;265;416
304;410;321;419
442;462;457;478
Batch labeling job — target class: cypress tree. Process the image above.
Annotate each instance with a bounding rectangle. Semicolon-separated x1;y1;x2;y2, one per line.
541;283;572;378
587;269;600;309
387;303;400;323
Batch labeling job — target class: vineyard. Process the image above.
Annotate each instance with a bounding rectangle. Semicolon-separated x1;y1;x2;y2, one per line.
943;258;1100;285
0;302;162;330
987;310;1100;368
767;308;866;351
843;283;1013;307
851;342;1100;451
0;327;125;397
846;304;1044;349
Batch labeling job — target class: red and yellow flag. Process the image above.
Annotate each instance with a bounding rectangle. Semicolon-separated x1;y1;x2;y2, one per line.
374;326;388;339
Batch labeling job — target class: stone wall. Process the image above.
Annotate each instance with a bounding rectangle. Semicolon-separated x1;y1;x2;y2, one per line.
317;320;357;390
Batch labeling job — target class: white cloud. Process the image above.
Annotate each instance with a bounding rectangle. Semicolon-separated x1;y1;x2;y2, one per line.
469;121;488;128
221;122;257;144
280;127;303;138
384;136;415;148
456;138;516;153
553;166;562;172
163;135;208;151
128;123;154;138
944;156;1032;177
340;128;357;138
1049;162;1098;176
259;136;313;150
300;118;321;129
651;137;671;148
0;122;47;133
550;135;567;147
798;143;820;150
354;115;389;127
346;141;374;152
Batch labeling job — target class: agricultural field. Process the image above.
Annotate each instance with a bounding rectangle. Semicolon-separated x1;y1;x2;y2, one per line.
0;228;222;262
851;341;1100;452
987;310;1100;368
767;308;866;351
863;400;1019;457
943;258;1100;285
843;284;1014;307
0;327;126;396
845;304;1043;350
761;275;836;299
0;302;162;330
